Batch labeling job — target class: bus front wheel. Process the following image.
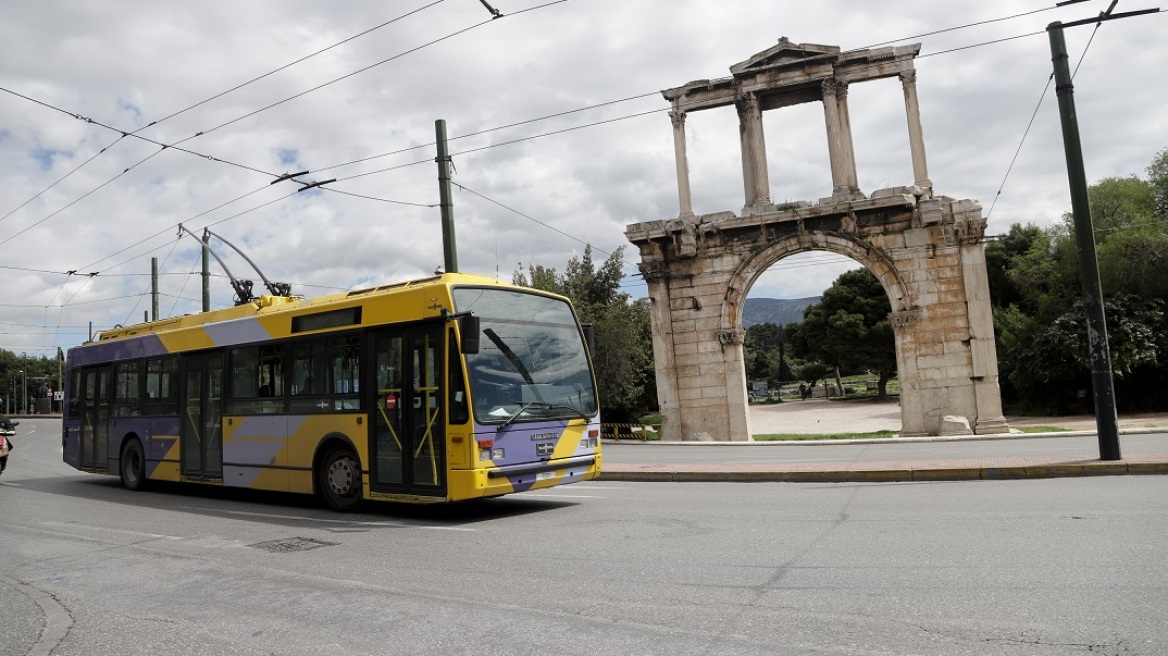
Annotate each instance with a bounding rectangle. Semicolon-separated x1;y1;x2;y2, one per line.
120;439;149;491
319;448;362;512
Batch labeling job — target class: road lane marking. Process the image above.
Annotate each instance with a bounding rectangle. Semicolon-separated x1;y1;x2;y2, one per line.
179;506;477;531
40;520;182;536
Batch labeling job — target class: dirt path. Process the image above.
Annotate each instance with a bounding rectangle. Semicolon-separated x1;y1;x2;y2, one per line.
749;398;1168;435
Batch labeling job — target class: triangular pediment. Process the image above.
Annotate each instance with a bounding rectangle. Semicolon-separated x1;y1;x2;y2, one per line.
730;37;840;75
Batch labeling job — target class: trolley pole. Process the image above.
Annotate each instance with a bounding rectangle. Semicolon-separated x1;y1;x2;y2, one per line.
435;119;458;274
1048;21;1120;460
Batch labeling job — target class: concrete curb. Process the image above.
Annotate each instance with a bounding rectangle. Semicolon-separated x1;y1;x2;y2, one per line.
599;459;1168;483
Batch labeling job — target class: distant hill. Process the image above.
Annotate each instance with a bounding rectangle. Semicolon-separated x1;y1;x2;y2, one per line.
742;297;819;328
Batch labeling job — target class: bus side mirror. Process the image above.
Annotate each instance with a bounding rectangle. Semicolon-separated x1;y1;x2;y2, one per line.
460;315;480;354
582;322;595;356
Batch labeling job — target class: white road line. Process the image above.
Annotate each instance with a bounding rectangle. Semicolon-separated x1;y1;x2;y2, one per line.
40;521;183;540
179;506;477;531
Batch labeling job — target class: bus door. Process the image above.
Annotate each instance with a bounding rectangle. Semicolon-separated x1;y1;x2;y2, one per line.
370;324;446;496
181;352;224;480
79;365;112;470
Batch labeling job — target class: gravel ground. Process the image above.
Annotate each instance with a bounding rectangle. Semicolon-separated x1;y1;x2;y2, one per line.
748;397;1168;435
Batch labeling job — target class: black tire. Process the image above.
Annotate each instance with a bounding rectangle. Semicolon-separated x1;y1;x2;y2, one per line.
119;439;149;491
318;448;363;512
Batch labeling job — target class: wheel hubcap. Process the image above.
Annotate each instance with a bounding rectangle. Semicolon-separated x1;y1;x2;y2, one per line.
327;458;354;495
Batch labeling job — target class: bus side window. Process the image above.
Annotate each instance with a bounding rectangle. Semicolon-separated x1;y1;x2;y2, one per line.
114;361;143;417
144;357;178;415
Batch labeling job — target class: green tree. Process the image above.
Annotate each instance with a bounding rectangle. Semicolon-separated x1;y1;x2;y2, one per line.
1148;147;1168;218
744;322;786;386
0;349;60;415
514;245;656;422
783;268;896;398
797;361;830;389
990;147;1168;413
985;223;1043;312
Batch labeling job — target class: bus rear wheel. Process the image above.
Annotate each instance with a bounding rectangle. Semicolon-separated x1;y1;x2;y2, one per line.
319;448;362;512
120;439;149;491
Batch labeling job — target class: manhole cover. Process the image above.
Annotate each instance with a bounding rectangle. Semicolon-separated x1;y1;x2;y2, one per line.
249;537;338;553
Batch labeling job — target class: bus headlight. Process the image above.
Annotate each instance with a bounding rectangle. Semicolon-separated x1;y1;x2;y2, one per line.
480;449;492;462
492;447;505;460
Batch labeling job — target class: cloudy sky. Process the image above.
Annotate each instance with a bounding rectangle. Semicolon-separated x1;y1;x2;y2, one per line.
2;0;1165;357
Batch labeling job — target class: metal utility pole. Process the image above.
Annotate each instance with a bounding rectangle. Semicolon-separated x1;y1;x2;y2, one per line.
435;119;458;274
201;229;211;312
1045;7;1156;460
151;257;159;321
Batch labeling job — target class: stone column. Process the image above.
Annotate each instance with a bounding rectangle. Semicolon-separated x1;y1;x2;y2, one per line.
736;93;771;211
669;108;695;218
835;81;860;196
641;262;682;442
900;70;932;191
717;329;753;440
820;78;849;197
956;217;1009;434
890;309;926;436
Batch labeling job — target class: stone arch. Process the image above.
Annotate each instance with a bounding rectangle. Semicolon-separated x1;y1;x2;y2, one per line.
722;231;914;333
625;38;1009;441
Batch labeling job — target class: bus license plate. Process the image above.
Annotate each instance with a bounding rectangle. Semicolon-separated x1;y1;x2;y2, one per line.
536;471;555;481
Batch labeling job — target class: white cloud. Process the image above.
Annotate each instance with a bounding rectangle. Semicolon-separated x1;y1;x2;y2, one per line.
1;0;1164;353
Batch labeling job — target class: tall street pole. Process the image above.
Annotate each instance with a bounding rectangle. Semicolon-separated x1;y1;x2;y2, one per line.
435;119;458;274
151;257;160;321
201;229;211;312
1048;21;1120;460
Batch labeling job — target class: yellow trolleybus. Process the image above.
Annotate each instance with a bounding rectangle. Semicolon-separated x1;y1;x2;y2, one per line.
62;273;602;510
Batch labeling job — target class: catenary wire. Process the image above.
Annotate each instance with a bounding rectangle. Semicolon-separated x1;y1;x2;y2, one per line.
11;3;1149;347
33;8;1069;278
0;2;445;232
0;2;559;252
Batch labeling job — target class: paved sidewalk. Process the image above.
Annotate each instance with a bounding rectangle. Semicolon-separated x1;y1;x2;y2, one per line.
600;400;1168;483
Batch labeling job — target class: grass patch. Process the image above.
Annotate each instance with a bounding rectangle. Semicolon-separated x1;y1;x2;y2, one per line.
753;430;899;441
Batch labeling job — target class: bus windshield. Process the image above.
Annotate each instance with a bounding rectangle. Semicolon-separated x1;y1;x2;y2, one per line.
453;287;597;425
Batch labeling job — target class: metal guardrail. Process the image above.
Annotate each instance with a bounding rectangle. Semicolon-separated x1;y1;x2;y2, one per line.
602;423;660;441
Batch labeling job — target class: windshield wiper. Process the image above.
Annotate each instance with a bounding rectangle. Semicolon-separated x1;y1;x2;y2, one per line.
496;401;588;432
527;402;589;421
483;328;540;393
497;401;538;432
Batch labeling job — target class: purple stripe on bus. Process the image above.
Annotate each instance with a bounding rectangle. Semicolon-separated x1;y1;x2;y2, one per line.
229;415;308;438
223;465;267;488
204;317;271;347
69;334;169;366
224;435;286;466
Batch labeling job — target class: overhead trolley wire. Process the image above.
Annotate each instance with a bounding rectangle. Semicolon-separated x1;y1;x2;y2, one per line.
184;1;566;143
0;2;445;234
0;1;510;250
135;1;446;134
19;2;1115;335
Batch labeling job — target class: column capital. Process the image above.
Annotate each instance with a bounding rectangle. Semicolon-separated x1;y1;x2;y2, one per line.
670;108;686;129
820;77;845;98
734;91;760;116
953;216;988;246
889;309;920;328
899;69;918;87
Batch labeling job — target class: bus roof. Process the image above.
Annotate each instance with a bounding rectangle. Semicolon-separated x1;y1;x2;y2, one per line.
87;271;522;346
